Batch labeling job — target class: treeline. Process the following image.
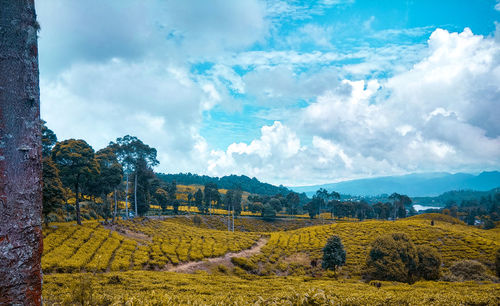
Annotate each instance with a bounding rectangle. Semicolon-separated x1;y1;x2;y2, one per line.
42;121;176;225
157;173;307;200
300;190;415;220
430;193;500;229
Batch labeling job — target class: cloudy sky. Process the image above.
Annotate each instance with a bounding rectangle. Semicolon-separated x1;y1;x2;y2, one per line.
36;0;500;186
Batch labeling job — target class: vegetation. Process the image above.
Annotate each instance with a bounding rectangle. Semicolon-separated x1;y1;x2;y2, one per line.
251;216;499;277
321;235;346;274
364;233;420;283
43;271;500;305
417;245;442;280
42;219;260;272
446;260;497;282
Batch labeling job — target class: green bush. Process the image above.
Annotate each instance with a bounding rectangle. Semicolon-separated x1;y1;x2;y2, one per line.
447;260;496;281
261;203;276;221
417;246;441;280
364;233;419;284
193;215;202;226
231;257;257;271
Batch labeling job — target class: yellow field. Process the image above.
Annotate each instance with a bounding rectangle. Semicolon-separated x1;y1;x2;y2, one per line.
251;214;500;276
43;271;500;305
42;218;260;272
41;214;500;304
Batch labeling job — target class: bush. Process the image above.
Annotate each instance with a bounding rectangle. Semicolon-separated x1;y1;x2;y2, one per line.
261;203;276;221
417;246;441;280
447;260;496;281
364;233;419;283
322;235;346;273
231;257;257;271
193;215;202;226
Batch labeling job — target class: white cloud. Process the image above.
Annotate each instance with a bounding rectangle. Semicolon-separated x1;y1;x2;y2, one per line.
210;28;500;185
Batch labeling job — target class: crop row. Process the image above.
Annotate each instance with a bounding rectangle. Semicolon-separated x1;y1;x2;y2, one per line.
251;215;500;275
42;218;261;273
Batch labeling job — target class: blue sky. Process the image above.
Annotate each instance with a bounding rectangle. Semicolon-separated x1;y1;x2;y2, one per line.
36;0;500;186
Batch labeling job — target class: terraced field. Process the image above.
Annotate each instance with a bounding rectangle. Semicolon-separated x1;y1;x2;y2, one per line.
42;218;260;273
250;214;500;275
41;214;500;304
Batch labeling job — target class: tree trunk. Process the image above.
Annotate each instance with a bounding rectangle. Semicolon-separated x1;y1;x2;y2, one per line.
0;0;43;303
134;172;137;217
124;173;129;219
75;179;81;225
112;188;117;222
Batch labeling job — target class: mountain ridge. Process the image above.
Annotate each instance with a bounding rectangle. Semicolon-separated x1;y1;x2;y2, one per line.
290;171;500;197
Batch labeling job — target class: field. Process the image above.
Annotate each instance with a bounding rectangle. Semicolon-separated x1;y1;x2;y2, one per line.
41;214;500;304
43;271;500;305
250;214;500;276
42;218;260;272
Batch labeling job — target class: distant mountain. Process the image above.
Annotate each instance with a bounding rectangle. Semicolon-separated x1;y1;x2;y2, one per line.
290;171;500;197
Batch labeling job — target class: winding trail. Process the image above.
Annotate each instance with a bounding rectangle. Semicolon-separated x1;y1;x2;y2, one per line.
167;237;269;273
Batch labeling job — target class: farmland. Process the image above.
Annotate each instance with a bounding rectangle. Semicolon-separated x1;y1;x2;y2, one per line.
41;214;500;304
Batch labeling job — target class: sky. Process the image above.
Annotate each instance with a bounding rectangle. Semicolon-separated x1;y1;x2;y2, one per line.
36;0;500;186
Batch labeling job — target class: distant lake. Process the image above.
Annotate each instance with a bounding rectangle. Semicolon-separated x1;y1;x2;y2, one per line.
413;205;442;211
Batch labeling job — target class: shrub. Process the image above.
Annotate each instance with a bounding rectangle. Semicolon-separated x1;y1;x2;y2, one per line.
231;257;257;271
261;203;276;221
216;264;229;274
447;260;496;281
193;215;202;227
364;233;419;284
321;235;346;274
416;246;441;280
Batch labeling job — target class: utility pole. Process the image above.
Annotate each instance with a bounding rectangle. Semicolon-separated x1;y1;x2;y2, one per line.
0;0;43;303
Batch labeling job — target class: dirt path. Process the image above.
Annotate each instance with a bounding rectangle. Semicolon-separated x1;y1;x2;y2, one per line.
167;237;269;273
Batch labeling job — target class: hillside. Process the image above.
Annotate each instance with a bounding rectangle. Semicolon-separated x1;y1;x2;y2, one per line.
291;171;500;197
42;215;499;275
42;215;500;304
157;173;293;196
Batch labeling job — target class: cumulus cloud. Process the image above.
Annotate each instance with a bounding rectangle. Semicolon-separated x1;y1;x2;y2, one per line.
302;28;500;176
36;0;272;174
210;28;500;185
36;0;500;185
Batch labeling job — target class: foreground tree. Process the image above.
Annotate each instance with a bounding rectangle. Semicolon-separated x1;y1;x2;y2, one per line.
93;147;123;222
194;188;205;213
322;235;346;275
41;120;57;157
0;0;43;303
42;157;65;224
286;192;300;215
52;139;98;225
110;135;159;217
364;233;419;283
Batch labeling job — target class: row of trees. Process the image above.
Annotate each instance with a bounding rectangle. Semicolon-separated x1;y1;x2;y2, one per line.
439;193;500;228
303;190;415;220
42;121;161;225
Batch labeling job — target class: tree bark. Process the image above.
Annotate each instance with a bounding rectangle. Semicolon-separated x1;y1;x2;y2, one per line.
75;176;81;225
134;172;137;217
112;188;117;222
0;0;43;304
124;173;129;219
